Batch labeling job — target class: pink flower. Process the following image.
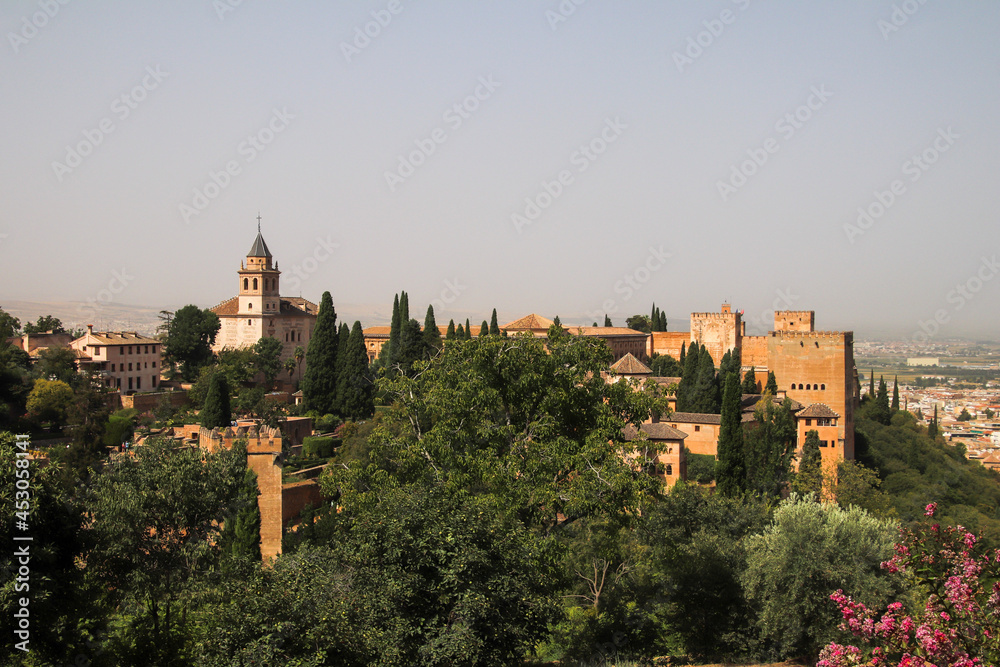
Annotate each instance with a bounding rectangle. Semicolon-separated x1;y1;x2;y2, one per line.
925;502;938;516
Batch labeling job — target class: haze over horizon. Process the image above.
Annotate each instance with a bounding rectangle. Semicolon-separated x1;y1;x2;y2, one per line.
2;2;998;341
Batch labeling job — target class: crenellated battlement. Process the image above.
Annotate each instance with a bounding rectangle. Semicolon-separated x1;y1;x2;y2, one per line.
199;424;283;453
770;330;851;339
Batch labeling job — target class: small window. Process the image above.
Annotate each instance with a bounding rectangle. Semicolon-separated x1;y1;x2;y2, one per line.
694;425;701;432
253;278;258;290
111;363;116;372
120;346;125;355
821;384;826;390
249;303;253;310
244;278;249;290
248;319;252;326
137;377;141;390
128;346;133;354
806;384;811;390
152;361;156;368
128;363;132;371
666;464;673;476
806;419;812;426
152;376;157;388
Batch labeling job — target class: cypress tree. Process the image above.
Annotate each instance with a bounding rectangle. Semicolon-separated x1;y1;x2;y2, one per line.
220;466;261;570
793;430;823;498
385;293;401;367
604;314;612;327
741;367;758;395
692;348;719;414
464;319;473;340
872;376;891;425
338;321;375;420
891;376;899;412
456;323;465;339
929;406;938;437
301;291;339;415
716;372;745;497
399;291;409;322
659;311;667;331
423;305;442;351
479;321;489;337
334;322;350;409
489;309;500;336
552;315;561;327
446;319;456;340
868;370;875;400
201;372;231;429
765;371;778;394
679;342;686;367
677;343;701;412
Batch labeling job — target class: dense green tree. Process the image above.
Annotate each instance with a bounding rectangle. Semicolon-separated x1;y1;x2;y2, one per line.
957;407;972;421
0;340;29;429
659;310;667;331
335;322;350;405
489;308;501;336
455;322;465;338
86;438;248;662
604;314;612;327
833;459;895;519
741;366;758;394
301;291;339;414
642;484;770;658
679;342;686;367
716;373;745;497
338;321;375;420
626;314;652;333
868;369;875;401
791;429;822;497
394;318;428;376
201;372;232;429
26;378;74;424
32;345;78;384
22;314;67;334
253;336;283;386
464;318;473;340
423;304;442;351
479;320;489;337
986;407;995;419
743;395;797;498
0;433;102;663
929;405;938;437
0;307;21;338
552;315;561;327
743;495;899;659
891;375;899;412
765;370;778;394
649;353;682;378
164;304;221;381
445;319;456;340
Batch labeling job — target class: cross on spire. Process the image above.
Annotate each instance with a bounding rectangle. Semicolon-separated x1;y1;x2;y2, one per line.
256;212;262;232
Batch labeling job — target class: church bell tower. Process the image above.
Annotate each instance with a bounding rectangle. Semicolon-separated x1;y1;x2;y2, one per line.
238;216;281;317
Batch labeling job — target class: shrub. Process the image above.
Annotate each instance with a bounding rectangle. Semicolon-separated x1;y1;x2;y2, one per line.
302;436;335;459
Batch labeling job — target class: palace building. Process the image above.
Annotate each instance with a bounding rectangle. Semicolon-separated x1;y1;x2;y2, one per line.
210;227;318;381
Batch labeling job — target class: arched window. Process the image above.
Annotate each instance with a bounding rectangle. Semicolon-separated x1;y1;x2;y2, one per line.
253;278;258;290
247;319;251;326
243;278;248;290
666;464;673;476
798;383;804;390
806;384;811;390
248;303;253;310
821;384;826;390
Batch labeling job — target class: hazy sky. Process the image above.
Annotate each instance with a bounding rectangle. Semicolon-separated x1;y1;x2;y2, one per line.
2;1;998;340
